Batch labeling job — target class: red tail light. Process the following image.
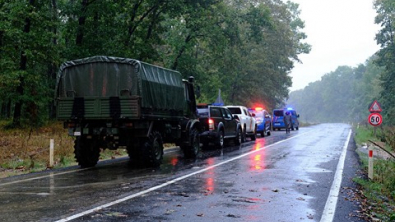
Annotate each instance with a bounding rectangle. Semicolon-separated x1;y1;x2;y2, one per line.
208;118;214;130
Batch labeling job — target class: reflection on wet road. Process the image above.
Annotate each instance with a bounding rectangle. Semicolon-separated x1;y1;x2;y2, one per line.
0;124;352;222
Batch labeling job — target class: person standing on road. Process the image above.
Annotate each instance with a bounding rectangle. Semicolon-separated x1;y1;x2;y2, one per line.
284;111;292;134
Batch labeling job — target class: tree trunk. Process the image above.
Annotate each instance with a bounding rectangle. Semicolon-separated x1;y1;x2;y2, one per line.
76;0;89;46
13;0;36;127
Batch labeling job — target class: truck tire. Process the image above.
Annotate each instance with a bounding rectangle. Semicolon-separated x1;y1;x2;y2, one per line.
241;127;246;143
74;136;100;168
141;131;163;167
234;127;242;145
216;130;224;149
183;128;201;158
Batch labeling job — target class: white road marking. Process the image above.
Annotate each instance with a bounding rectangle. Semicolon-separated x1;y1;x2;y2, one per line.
320;129;352;222
55;131;312;222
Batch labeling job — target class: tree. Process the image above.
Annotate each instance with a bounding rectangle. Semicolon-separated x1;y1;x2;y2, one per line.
374;0;395;125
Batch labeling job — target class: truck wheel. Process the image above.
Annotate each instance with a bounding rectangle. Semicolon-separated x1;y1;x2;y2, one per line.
241;128;246;143
142;131;163;167
261;125;266;137
234;127;242;145
74;136;100;168
216;130;224;149
183;128;201;158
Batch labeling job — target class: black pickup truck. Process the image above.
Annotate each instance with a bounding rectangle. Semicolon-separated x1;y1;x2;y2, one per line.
197;105;242;149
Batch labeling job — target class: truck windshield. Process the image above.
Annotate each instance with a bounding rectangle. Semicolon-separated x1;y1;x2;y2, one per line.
273;110;284;116
227;108;242;114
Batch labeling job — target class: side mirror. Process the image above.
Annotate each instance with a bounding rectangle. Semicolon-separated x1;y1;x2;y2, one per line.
297;114;300;118
233;115;239;120
251;113;256;117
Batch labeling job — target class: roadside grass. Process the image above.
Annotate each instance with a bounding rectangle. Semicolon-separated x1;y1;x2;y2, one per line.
0;120;127;178
353;125;395;221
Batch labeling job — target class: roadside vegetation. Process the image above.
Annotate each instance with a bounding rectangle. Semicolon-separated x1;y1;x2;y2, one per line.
0;121;127;178
353;125;395;221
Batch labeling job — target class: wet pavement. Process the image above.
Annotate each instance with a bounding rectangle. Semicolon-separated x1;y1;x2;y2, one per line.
0;124;360;222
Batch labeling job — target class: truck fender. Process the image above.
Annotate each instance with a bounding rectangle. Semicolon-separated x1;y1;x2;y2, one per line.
187;119;202;133
237;123;242;132
217;122;225;134
183;119;202;146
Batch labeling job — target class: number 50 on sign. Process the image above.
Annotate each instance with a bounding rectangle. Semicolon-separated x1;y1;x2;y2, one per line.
368;113;383;126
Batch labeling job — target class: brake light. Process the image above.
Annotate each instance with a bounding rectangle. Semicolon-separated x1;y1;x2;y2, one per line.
208;118;214;130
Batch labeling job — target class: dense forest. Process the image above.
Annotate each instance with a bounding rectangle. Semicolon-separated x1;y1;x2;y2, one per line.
288;0;395;125
0;0;311;128
1;0;394;128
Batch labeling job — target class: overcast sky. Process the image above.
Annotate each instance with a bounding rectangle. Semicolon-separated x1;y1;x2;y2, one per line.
289;0;381;91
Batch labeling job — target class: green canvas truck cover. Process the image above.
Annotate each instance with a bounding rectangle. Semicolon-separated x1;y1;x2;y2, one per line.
56;56;185;112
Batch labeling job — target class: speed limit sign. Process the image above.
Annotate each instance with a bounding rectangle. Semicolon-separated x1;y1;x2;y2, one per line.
368;113;383;126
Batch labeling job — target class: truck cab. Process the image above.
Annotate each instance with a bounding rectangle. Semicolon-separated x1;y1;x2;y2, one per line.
226;105;257;142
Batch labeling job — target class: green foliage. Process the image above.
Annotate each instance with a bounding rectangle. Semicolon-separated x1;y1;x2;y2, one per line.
354;125;395;221
374;0;395;125
287;58;383;124
0;0;311;126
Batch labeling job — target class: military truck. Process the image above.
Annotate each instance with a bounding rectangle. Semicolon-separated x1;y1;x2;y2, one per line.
55;56;201;168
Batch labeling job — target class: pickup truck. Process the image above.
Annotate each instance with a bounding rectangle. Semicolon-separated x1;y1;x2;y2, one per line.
226;105;257;142
197;105;242;149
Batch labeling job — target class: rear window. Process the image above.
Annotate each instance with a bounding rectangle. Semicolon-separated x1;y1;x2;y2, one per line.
250;110;263;117
210;107;222;117
197;108;209;117
227;107;242;114
273;110;284;116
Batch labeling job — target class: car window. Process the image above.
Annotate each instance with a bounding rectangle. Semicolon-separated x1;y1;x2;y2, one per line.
274;110;284;116
227;107;241;114
252;111;263;117
223;109;233;119
197;108;209;117
210;107;222;117
244;108;251;117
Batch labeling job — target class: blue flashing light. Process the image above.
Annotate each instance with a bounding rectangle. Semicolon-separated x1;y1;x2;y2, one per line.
286;107;293;110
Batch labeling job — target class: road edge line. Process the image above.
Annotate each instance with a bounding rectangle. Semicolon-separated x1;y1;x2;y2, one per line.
320;129;352;222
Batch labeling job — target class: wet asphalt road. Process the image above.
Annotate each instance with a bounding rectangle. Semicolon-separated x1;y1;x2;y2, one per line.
0;123;364;222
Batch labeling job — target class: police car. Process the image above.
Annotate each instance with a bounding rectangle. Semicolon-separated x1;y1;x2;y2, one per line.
248;107;271;137
272;108;300;131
